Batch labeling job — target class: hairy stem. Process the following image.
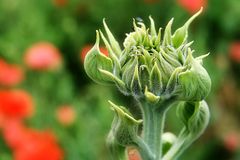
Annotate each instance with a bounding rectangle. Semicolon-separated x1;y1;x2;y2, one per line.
135;137;155;160
138;100;167;160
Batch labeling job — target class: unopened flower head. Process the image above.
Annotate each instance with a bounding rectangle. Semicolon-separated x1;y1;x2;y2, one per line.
84;8;211;102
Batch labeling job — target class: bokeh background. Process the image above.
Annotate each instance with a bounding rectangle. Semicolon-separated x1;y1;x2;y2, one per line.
0;0;240;160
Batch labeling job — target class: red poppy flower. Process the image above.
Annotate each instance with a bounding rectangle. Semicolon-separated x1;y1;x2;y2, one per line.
223;132;239;152
24;42;62;71
177;0;207;14
0;59;24;86
14;130;63;160
56;105;76;126
2;120;28;149
80;45;108;62
229;42;240;63
2;120;63;160
0;90;34;121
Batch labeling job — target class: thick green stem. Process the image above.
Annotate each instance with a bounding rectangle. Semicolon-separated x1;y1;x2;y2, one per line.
135;137;155;160
139;100;167;160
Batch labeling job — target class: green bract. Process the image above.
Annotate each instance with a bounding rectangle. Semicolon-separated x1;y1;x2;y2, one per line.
177;54;211;101
84;8;211;102
108;101;142;146
84;31;114;85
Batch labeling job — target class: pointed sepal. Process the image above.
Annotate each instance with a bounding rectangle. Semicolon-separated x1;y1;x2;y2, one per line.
172;7;203;48
131;65;142;97
163;18;174;46
103;19;122;57
149;62;163;95
149;16;157;37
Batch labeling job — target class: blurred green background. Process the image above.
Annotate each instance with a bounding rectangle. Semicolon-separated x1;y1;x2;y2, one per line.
0;0;240;159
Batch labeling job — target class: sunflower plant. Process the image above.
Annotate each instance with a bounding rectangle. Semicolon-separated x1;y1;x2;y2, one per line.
84;8;211;160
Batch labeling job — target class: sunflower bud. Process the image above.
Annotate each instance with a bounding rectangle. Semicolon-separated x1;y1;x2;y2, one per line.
84;8;210;102
176;100;210;135
84;9;212;160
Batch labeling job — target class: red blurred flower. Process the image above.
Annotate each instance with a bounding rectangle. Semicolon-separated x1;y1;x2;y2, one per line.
223;132;240;152
80;45;108;62
229;42;240;63
53;0;68;7
0;59;24;86
127;147;142;160
177;0;207;14
2;120;63;160
24;42;62;71
0;90;34;121
14;131;63;160
56;105;76;126
2;120;28;149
